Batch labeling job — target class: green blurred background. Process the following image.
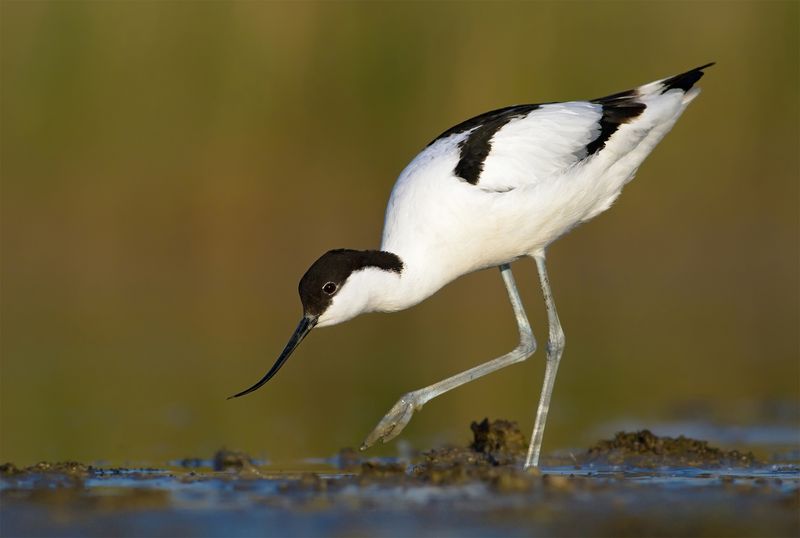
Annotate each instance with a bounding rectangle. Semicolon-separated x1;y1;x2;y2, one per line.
1;1;797;466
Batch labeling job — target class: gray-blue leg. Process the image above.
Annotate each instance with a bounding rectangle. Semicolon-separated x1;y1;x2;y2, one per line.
361;263;537;450
525;253;566;468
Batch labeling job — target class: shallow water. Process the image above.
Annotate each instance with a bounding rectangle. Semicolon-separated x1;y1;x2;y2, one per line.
2;424;798;538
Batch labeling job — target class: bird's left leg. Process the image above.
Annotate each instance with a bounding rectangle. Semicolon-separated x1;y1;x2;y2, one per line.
361;263;537;450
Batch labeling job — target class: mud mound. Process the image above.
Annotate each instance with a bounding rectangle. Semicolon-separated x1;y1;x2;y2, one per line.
470;418;527;463
328;419;534;489
585;430;758;467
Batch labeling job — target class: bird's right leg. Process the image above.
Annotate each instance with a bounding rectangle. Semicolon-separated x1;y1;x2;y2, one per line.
524;253;565;469
361;263;537;450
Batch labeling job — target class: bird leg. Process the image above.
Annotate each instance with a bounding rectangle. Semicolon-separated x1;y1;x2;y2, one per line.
361;263;537;450
524;253;565;468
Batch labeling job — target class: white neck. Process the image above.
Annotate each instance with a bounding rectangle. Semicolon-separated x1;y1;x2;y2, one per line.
316;250;452;329
369;246;459;313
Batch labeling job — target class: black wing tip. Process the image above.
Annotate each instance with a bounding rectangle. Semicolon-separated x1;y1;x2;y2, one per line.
661;62;716;93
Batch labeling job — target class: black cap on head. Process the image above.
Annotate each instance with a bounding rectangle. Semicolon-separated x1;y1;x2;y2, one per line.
299;249;403;317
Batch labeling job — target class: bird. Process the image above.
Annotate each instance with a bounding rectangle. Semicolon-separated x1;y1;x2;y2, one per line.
229;63;714;469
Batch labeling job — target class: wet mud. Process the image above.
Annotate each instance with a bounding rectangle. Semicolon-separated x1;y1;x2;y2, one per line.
585;429;759;467
2;419;798;538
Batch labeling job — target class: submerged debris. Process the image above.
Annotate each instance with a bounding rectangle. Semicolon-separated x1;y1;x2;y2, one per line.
0;463;21;475
336;447;362;471
0;461;92;477
585;430;759;467
212;449;262;475
177;457;205;469
359;460;408;480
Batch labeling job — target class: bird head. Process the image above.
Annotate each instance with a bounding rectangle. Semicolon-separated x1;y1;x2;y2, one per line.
228;249;403;399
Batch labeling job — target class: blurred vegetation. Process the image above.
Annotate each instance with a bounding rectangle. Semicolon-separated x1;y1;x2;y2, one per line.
1;1;797;466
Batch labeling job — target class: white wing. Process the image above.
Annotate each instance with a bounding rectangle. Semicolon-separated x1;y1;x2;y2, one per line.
398;63;713;195
477;102;604;192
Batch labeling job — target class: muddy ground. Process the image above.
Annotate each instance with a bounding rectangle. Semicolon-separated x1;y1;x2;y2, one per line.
1;420;798;537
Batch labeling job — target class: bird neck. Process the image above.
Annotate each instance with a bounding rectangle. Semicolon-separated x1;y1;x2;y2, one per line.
364;248;450;314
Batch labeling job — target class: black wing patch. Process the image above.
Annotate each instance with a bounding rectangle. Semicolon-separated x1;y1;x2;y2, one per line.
585;98;646;156
429;104;540;186
454;108;538;185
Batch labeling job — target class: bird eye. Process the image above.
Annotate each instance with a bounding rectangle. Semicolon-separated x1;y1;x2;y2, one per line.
322;282;337;295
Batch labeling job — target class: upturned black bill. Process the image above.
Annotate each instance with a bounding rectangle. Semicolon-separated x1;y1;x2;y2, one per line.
227;316;317;399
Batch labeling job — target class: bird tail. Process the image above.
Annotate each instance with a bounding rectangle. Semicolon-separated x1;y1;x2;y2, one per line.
593;63;715;106
584;63;714;207
637;62;715;103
